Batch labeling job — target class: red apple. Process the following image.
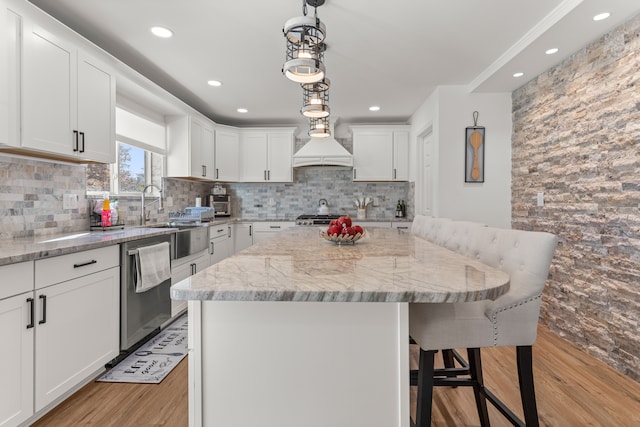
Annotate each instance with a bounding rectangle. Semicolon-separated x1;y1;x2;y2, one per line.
353;225;364;235
342;226;356;236
327;224;342;236
336;215;352;228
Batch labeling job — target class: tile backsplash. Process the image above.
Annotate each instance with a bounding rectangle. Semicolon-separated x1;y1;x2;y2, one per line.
0;152;411;239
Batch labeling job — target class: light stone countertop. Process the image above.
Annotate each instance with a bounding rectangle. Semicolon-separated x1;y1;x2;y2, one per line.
0;227;175;266
171;227;510;303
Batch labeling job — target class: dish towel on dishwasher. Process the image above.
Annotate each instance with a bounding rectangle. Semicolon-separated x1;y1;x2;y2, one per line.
135;241;171;293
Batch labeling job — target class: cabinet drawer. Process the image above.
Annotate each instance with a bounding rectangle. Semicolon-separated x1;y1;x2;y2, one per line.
252;222;295;232
209;224;228;239
0;262;34;300
35;245;119;289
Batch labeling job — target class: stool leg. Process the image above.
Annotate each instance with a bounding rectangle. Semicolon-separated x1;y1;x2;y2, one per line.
516;346;539;427
416;349;436;427
467;348;490;427
442;349;455;368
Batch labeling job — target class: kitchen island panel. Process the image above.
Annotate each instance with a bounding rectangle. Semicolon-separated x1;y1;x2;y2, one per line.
191;300;409;427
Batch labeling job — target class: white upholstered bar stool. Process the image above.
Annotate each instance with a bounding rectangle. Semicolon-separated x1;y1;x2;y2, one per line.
409;226;557;427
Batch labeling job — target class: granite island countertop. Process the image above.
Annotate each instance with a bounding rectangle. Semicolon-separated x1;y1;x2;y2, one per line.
171;226;510;303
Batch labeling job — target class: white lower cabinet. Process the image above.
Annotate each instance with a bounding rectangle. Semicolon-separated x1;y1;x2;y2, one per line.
252;222;295;245
233;223;253;254
0;291;34;427
0;247;119;427
391;222;411;232
171;249;210;317
34;266;119;411
209;225;231;266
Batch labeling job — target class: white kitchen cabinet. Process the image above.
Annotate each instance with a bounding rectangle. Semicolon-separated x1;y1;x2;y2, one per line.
21;18;115;163
240;128;295;182
0;262;35;427
391;222;411;232
33;246;119;412
214;127;240;181
0;5;20;149
252;221;295;244
167;115;216;180
171;248;210;317
209;224;232;265
351;126;409;182
233;222;253;254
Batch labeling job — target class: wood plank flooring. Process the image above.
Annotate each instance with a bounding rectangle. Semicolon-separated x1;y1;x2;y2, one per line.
33;325;640;426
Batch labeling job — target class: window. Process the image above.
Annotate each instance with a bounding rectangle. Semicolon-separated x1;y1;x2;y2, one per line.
87;107;166;195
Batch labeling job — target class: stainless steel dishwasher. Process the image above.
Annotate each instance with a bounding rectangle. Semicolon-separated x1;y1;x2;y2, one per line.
120;233;174;352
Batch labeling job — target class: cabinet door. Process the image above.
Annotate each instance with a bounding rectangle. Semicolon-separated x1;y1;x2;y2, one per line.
22;21;77;156
210;235;231;266
1;6;20;147
266;132;293;182
76;51;115;163
201;124;216;180
190;119;206;178
392;131;409;181
241;132;268;182
34;267;119;411
0;293;34;427
215;129;239;181
353;130;393;181
233;223;253;254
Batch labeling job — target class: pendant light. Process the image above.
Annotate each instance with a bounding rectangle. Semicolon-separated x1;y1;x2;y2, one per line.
301;78;330;118
282;0;326;83
309;116;331;138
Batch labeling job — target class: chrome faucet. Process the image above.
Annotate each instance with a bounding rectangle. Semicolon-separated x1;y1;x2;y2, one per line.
141;184;163;225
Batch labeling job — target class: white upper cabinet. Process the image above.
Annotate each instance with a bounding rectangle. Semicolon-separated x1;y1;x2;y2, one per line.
21;17;115;163
167;115;216;180
214;126;240;181
0;5;20;148
351;126;410;182
240;128;294;182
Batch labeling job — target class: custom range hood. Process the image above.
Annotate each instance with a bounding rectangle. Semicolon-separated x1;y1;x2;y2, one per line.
292;123;353;167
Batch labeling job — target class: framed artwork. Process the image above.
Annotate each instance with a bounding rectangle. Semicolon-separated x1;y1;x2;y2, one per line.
465;112;485;182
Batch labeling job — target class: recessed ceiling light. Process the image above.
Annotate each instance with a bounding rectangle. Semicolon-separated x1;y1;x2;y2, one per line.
369;106;380;112
593;12;610;21
513;72;524;78
545;48;559;55
207;80;222;87
150;26;173;38
237;108;248;113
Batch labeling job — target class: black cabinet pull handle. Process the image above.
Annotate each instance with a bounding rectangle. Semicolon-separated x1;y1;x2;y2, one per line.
270;225;281;229
228;226;231;238
74;259;97;268
267;170;270;180
210;242;214;254
39;294;47;325
216;168;219;179
202;165;207;177
353;169;357;180
27;297;35;329
73;130;79;152
249;225;252;236
79;131;85;153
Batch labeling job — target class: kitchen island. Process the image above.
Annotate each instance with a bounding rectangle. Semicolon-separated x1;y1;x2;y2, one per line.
171;227;510;427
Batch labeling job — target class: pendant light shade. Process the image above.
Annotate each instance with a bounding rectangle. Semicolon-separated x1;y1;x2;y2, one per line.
309;116;331;138
301;78;330;118
282;13;326;83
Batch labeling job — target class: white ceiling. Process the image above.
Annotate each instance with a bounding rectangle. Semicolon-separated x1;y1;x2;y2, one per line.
27;0;640;129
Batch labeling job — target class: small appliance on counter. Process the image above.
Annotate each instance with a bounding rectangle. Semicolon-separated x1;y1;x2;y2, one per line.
212;184;227;195
209;195;231;217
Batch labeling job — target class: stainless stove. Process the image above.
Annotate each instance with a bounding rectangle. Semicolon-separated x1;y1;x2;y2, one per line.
295;214;341;226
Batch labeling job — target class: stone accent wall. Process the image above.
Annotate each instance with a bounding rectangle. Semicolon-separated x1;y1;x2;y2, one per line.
512;14;640;381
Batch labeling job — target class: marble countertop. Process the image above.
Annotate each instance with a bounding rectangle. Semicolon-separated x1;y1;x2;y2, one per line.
171;227;510;303
0;227;175;266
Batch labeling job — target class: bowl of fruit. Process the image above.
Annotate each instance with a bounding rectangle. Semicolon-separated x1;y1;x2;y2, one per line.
320;215;365;244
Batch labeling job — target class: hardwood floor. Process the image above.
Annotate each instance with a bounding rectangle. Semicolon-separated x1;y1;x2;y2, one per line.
33;325;640;426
